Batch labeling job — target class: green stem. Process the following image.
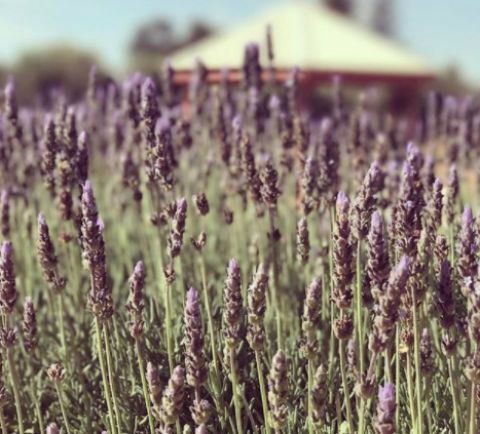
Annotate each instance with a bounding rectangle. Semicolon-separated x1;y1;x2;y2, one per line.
307;360;313;434
395;328;401;430
30;383;45;434
385;349;392;383
0;409;7;434
7;348;24;434
164;279;174;373
447;356;461;434
358;399;366;434
230;348;243;434
469;381;477;434
339;340;354;434
94;318;117;434
136;340;156;434
55;383;72;434
412;295;423;434
268;210;282;349
199;255;220;384
255;351;271;434
406;352;417;433
57;293;67;363
104;323;122;433
356;240;364;374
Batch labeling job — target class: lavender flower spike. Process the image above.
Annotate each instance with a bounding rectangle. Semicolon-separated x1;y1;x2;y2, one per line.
395;255;411;283
0;241;17;315
336;191;349;215
371;210;382;230
46;423;60;434
186;286;199;310
462;206;474;227
375;383;396;434
378;383;396;417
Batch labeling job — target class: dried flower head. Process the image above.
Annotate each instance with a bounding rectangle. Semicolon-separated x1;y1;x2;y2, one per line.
126;260;146;339
147;362;163;408
23;296;37;352
80;180;113;320
223;259;244;349
332;192;354;309
311;365;328;426
369;256;411;353
351;160;384;239
375;384;396;434
296;217;310;265
37;213;66;293
457;207;477;298
168;198;187;259
47;363;66;384
268;350;289;431
366;211;389;304
0;190;10;238
160;365;185;426
260;158;280;209
246;263;268;351
301;278;322;359
184;287;207;388
193;193;210;216
46;423;60;434
0;241;17;315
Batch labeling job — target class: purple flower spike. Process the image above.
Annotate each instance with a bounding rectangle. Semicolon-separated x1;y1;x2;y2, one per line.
134;260;145;277
155;117;170;136
186;287;199;309
336;191;349;215
232;115;242;131
38;212;46;227
406;141;419;157
371;211;383;230
4;79;15;97
369;160;380;176
142;77;156;95
397;255;410;275
269;94;280;111
378;383;396;416
1;241;12;260
228;258;240;275
79;131;88;146
448;164;457;183
320;117;332;135
97;218;105;232
177;198;187;213
462;207;474;227
82;180;93;201
245;42;259;59
402;162;413;179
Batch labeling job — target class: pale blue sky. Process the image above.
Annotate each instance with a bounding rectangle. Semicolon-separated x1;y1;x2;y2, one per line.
0;0;478;83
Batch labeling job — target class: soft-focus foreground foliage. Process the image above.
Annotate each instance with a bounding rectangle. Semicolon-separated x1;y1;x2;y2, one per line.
0;43;478;434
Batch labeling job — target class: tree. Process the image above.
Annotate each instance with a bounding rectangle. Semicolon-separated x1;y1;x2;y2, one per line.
12;46;103;104
130;19;178;56
128;18;214;73
372;0;394;37
325;0;353;16
129;19;214;56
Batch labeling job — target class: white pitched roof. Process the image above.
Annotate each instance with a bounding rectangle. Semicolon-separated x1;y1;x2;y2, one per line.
170;1;434;77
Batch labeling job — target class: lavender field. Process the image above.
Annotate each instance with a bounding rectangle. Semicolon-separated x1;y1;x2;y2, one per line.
0;43;477;434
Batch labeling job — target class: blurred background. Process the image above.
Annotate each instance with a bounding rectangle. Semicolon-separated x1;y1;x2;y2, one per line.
0;0;476;109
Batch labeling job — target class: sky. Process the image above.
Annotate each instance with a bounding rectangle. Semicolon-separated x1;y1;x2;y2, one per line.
0;0;478;83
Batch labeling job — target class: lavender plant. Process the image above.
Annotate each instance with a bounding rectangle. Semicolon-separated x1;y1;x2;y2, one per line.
0;40;477;434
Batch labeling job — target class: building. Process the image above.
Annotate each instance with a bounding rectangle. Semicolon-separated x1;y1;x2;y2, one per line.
169;1;435;111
